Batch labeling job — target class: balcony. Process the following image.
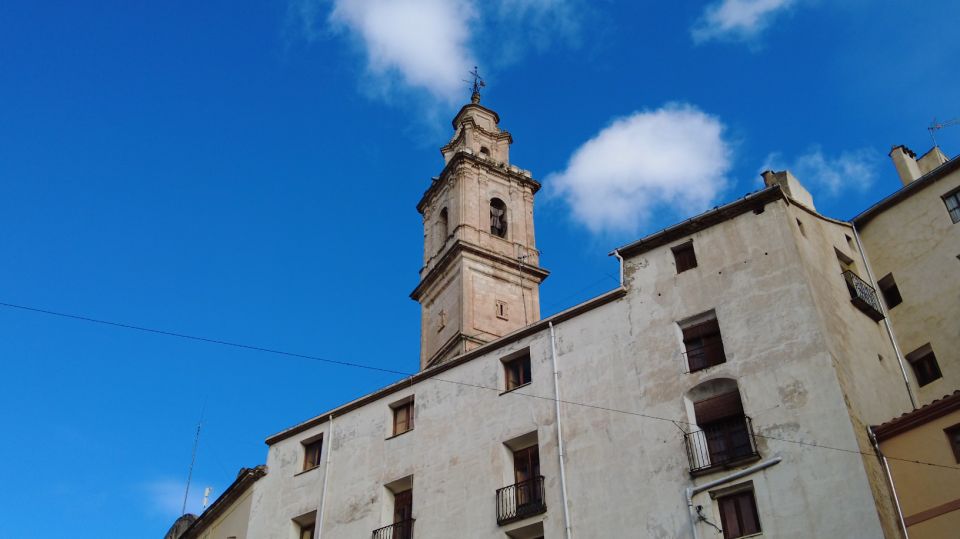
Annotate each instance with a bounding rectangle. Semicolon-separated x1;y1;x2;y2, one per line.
372;519;414;539
842;270;885;321
684;416;760;476
496;476;546;526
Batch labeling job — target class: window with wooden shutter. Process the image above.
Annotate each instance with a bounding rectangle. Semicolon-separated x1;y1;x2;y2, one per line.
945;424;960;463
302;436;323;471
392;399;415;436
672;241;698;273
877;273;903;309
718;490;761;538
504;352;532;391
694;391;754;466
682;316;726;372
906;344;943;387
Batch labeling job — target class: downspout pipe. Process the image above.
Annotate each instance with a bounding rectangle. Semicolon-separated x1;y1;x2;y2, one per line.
613;249;625;288
685;456;782;539
851;224;917;410
868;426;910;538
549;321;573;539
316;414;334;539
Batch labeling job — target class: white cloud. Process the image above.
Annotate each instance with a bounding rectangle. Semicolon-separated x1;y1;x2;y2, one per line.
144;478;210;517
692;0;796;43
290;0;581;104
548;103;732;234
762;146;879;196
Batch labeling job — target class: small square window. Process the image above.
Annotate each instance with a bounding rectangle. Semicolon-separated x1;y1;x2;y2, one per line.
504;352;532;391
796;218;806;237
877;273;903;309
945;424;960;463
717;489;761;539
681;314;726;372
906;344;942;387
302;436;323;471
672;241;698;273
392;399;415;436
943;188;960;224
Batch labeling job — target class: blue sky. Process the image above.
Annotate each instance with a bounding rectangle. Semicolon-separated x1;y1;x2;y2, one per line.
1;1;958;536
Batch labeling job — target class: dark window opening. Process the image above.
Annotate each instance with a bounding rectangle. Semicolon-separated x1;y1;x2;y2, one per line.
945;424;960;464
439;207;449;238
877;273;902;309
302;436;323;471
299;523;315;539
944;188;960;223
796;219;806;237
490;198;508;238
392;400;415;436
718;489;761;539
906;345;942;387
504;353;532;391
512;445;542;510
683;316;726;372
693;391;754;466
673;241;698;273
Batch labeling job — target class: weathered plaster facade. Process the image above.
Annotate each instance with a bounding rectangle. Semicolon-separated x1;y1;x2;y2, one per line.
174;101;960;539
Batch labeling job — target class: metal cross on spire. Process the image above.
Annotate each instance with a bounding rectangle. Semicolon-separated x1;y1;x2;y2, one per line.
465;66;486;103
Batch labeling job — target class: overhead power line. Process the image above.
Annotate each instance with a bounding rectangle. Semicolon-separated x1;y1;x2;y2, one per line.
0;300;956;473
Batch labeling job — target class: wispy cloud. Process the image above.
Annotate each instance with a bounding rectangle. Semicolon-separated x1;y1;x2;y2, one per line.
290;0;582;104
761;146;880;196
548;103;732;234
692;0;797;43
143;477;211;517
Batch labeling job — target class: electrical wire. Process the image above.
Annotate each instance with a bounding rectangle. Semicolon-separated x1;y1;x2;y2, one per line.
1;299;957;473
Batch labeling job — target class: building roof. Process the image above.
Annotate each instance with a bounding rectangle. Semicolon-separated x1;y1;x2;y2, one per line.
853;152;960;227
178;465;267;539
872;391;960;442
612;186;785;258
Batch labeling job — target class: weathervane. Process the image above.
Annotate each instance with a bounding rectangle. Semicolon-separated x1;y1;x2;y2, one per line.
464;66;486;104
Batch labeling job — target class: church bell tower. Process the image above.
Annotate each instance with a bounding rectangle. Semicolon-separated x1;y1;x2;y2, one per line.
411;85;548;370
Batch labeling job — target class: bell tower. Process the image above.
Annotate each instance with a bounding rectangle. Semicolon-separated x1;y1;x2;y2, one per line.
411;89;548;369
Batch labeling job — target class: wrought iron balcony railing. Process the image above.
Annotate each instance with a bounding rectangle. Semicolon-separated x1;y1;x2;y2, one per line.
496;476;546;526
372;519;414;539
842;270;885;321
684;416;760;475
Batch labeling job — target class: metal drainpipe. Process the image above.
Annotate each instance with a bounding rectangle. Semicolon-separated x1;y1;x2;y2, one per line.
316;414;334;539
549;321;573;539
851;225;917;410
613;249;625;288
868;426;910;538
684;456;782;539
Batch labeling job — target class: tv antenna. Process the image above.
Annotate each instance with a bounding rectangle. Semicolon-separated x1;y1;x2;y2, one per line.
928;117;960;147
181;400;207;516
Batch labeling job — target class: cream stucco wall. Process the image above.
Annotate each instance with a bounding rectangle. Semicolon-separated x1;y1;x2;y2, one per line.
857;165;960;406
195;487;255;539
246;194;908;538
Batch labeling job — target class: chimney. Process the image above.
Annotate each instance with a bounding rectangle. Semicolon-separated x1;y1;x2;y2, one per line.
916;146;949;175
889;145;922;186
761;169;816;211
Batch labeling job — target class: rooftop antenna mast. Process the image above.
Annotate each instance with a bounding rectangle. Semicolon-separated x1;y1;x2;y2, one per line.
181;400;207;516
928;117;960;147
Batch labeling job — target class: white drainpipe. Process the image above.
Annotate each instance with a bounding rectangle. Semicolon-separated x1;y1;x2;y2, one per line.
613;249;625;288
549;321;573;539
851;225;917;410
868;426;910;538
685;456;782;539
316;414;334;539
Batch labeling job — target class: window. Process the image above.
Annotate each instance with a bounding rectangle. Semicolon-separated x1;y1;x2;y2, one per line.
299;523;315;539
490;198;508;238
439;207;449;238
796;218;806;237
877;273;902;309
945;424;960;463
504;352;531;391
682;315;726;372
496;299;509;320
944;188;960;223
393;488;414;535
693;391;754;466
672;241;698;273
392;399;415;436
302;435;323;472
906;344;942;387
512;445;542;507
717;489;761;538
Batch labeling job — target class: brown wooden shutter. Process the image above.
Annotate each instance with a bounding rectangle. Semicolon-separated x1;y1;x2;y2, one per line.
683;318;720;341
719;496;741;539
694;391;744;425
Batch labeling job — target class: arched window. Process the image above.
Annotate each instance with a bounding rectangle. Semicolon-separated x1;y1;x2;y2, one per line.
684;379;758;473
480;146;491;158
490;198;507;238
439;207;449;237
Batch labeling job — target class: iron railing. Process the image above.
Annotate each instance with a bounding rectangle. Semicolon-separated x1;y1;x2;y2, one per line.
372;519;414;539
684;416;759;475
496;476;546;525
842;270;885;321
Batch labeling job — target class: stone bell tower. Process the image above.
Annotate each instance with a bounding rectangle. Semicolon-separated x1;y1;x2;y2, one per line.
411;89;548;370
